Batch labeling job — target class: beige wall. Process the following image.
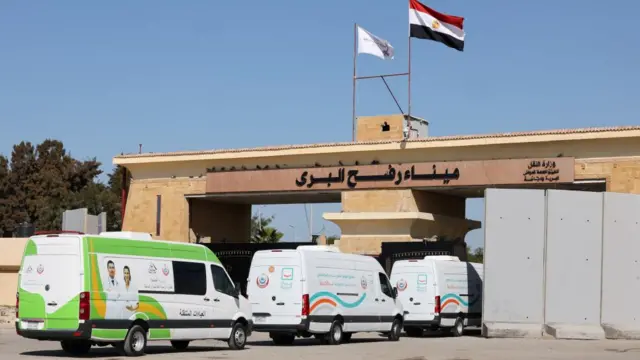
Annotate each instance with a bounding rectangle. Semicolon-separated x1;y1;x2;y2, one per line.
0;238;27;306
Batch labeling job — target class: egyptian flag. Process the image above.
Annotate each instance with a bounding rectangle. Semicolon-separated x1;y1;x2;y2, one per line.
409;0;465;51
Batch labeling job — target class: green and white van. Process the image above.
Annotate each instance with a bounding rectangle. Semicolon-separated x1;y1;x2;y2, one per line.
15;231;252;356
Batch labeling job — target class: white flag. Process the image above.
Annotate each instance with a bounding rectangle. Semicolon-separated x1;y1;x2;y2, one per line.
357;26;394;60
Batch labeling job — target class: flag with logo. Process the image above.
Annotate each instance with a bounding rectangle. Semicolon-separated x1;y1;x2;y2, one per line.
357;25;395;60
409;0;465;51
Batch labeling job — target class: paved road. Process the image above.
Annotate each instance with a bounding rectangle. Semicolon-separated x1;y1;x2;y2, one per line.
2;328;640;360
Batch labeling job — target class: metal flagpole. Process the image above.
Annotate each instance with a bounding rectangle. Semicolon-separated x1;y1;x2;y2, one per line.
352;23;358;142
406;0;412;140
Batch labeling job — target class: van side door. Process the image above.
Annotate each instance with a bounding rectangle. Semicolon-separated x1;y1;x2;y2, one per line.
171;261;211;340
377;272;396;331
209;264;240;339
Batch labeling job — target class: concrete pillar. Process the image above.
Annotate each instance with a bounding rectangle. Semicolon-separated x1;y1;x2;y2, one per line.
188;199;251;243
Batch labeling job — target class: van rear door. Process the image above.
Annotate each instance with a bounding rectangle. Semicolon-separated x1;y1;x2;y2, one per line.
18;235;83;331
247;250;302;326
390;260;436;323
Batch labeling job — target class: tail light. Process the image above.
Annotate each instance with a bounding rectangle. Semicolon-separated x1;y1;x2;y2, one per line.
434;295;441;314
15;292;19;318
301;294;309;317
79;292;90;321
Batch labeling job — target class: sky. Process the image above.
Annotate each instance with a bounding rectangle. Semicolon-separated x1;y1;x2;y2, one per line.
1;1;639;249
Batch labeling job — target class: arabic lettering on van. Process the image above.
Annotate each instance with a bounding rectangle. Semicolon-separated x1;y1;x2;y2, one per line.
317;273;357;288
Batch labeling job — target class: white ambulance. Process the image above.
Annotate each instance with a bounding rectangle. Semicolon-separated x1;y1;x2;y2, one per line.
246;245;404;345
389;255;483;337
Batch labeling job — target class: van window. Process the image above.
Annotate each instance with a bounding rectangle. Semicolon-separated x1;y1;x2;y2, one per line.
211;264;236;297
173;261;207;296
378;272;393;298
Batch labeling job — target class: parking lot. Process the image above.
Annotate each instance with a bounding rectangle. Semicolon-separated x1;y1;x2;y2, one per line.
2;328;640;360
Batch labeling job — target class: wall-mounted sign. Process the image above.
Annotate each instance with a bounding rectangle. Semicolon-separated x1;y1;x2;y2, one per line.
523;160;562;182
295;164;460;189
205;157;575;194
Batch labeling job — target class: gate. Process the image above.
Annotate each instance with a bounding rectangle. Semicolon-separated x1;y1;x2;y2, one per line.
377;241;459;275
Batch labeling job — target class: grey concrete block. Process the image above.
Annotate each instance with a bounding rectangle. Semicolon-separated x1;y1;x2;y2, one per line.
482;322;543;338
544;324;605;340
602;323;640;340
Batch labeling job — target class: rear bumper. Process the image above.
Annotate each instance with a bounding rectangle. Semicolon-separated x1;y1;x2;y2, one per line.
15;321;92;341
403;315;441;328
252;319;310;333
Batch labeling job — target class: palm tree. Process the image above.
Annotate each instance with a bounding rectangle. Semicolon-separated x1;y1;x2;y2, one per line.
250;214;284;243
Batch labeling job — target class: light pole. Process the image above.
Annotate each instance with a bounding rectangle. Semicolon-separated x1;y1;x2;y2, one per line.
289;225;296;242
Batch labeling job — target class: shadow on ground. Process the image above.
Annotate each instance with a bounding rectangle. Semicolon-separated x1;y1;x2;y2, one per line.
20;345;231;358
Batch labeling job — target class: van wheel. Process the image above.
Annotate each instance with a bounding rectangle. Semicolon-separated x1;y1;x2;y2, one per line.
60;340;91;356
228;322;247;350
118;325;147;356
170;340;190;351
451;317;464;337
388;318;402;341
271;334;295;345
328;320;343;345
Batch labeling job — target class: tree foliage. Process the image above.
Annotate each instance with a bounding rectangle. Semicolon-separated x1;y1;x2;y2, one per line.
0;139;126;235
466;246;484;263
250;214;284;243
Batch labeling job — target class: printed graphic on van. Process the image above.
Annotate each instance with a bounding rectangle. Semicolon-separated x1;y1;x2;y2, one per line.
440;293;480;310
95;255;173;321
309;291;367;314
256;274;270;288
396;278;407;291
360;276;368;290
281;268;293;280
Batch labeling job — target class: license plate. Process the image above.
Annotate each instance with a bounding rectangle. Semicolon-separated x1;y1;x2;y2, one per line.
254;316;266;323
23;321;41;330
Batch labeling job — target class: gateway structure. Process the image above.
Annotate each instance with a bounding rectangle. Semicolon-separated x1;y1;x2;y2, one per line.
113;114;640;255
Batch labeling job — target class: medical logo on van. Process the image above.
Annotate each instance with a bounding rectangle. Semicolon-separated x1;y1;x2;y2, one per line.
148;263;157;274
360;276;368;290
396;278;407;291
162;264;170;276
281;268;293;280
36;264;44;275
256;273;270;288
417;273;428;292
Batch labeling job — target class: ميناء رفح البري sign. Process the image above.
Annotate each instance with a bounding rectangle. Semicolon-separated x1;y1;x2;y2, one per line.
204;158;575;193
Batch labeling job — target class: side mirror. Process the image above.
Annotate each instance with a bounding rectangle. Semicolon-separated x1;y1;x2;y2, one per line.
233;282;242;297
393;287;398;298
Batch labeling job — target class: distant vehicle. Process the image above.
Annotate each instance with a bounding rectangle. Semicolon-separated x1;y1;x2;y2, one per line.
390;255;483;337
15;231;252;356
247;245;404;345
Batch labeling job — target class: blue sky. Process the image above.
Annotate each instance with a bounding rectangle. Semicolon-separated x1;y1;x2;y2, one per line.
1;1;638;249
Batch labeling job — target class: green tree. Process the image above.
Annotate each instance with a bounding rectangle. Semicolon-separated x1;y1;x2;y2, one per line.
467;246;484;263
0;139;123;234
326;235;340;245
250;214;284;243
0;155;11;236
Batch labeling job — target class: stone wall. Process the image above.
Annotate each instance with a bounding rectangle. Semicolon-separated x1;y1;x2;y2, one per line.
0;306;15;327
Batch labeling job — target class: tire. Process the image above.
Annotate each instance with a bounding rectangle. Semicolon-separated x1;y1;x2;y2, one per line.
271;333;295;346
405;327;423;337
228;322;247;350
170;340;190;351
451;317;464;337
342;333;352;342
328;320;343;345
119;325;147;357
388;318;402;341
60;340;91;356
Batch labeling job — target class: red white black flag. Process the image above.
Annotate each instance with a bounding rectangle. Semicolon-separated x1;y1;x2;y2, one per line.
409;0;465;51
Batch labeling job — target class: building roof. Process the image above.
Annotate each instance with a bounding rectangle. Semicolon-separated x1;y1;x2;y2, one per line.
113;125;640;164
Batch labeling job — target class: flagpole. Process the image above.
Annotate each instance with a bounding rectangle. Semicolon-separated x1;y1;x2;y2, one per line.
406;0;412;140
352;23;358;142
